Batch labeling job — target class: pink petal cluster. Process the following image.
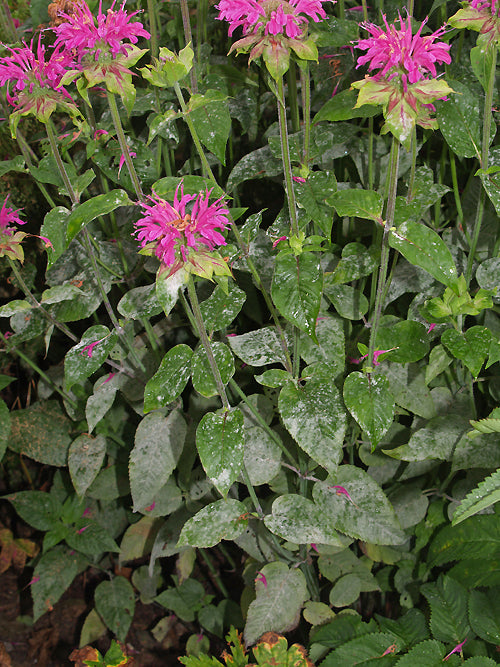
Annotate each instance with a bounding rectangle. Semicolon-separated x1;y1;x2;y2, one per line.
470;0;499;13
216;0;327;39
0;196;26;235
0;38;73;108
356;15;451;88
134;185;229;268
53;0;151;61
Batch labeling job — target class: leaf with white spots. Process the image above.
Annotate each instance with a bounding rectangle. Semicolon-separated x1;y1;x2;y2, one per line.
343;372;394;447
177;499;248;548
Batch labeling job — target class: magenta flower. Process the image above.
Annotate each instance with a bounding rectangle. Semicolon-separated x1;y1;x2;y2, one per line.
0;38;78;135
0;196;27;262
444;638;467;661
255;571;267;588
355;15;451;89
134;184;230;278
81;340;101;358
53;0;150;60
217;0;326;39
352;15;453;145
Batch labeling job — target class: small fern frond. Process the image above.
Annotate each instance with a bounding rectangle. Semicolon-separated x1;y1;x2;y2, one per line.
453;468;500;526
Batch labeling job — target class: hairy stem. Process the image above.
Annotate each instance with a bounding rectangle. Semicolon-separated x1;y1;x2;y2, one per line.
179;0;198;93
107;91;144;201
277;76;299;236
367;137;400;370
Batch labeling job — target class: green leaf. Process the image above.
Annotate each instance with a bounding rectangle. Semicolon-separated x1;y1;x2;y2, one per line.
328;243;378;284
393;640;446;666
429;515;500;566
0;155;26;177
376;608;430;649
384;415;468;462
196;408;244;497
119;515;159;564
389;221;457;288
300;314;344;373
144;344;193;413
117;284;163;320
153;175;225;200
200;282;246;332
343;372;394;447
244;561;308;646
8;401;72;466
177;499;248;548
385;363;436;419
453;469;500;525
441;326;491;378
264;494;344;546
313;466;405;545
243;422;282;486
189;91;231;164
272;251;323;339
420;575;470;643
156;268;186;316
375;320;430;363
314;89;380;123
327;189;383;221
155;578;206;623
226;145;283;193
0;399;10;462
279;379;346;473
191;342;234;397
293;171;337;235
68;434;107;497
322;632;398;665
64;325;118;390
94;577;135;642
324;284;369;320
86;373;120;433
66;190;132;244
32;546;87;621
66;521;120;556
469;587;500;644
2;490;61;531
227;327;289;367
40;207;70;269
436;80;482;159
462;659;498;666
476;256;500;296
129;409;186;512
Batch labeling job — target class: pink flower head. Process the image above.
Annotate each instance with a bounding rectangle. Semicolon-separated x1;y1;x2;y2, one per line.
355;15;451;89
118;151;136;178
0;38;75;121
216;0;327;39
134;184;229;270
0;196;27;262
53;0;151;61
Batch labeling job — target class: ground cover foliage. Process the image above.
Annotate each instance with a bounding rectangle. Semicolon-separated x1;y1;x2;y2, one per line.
0;0;500;663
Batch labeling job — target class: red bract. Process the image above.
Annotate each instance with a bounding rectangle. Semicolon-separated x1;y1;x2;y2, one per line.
355;14;451;89
53;0;150;61
134;185;229;275
216;0;327;39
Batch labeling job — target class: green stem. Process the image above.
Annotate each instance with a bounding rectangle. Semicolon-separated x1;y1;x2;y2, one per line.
198;548;230;598
301;62;311;167
179;0;198;93
367;117;374;190
449;151;465;233
1;333;78;409
466;46;497;284
106;91;144;201
337;0;345;19
16;134;56;208
406;127;417;202
173;81;212;177
287;63;300;135
46;120;78;205
277;76;299;236
229;379;299;468
367;137;400;370
241;465;263;516
187;275;230;410
0;0;18;42
361;0;368;21
8;259;78;342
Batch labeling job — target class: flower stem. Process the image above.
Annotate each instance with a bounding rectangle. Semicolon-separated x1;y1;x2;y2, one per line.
106;91;144;201
300;62;311;166
367;137;400;370
179;0;198;93
406;126;417;202
0;0;18;43
46;120;79;205
277;76;299;236
466;46;497;284
187;274;230;410
287;63;300;134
